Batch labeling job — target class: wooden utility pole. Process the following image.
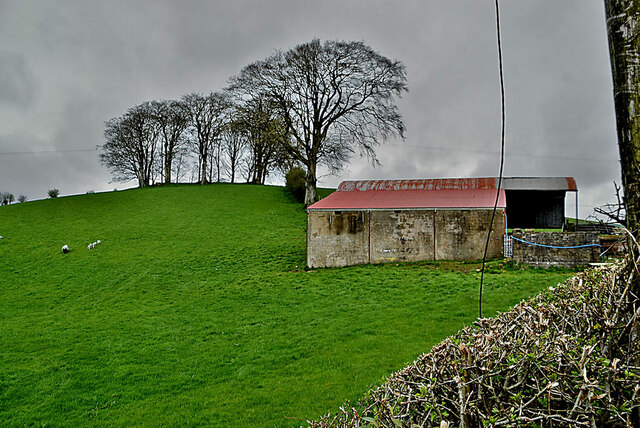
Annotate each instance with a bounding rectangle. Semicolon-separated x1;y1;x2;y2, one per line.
604;1;640;267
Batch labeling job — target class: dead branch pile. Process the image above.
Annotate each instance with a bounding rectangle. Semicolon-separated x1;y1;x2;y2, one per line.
308;262;640;427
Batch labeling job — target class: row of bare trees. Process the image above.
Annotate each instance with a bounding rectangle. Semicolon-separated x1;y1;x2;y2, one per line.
99;39;408;204
99;94;289;188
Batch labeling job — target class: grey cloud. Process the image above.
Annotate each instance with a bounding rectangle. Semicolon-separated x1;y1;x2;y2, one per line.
0;0;625;213
0;52;37;109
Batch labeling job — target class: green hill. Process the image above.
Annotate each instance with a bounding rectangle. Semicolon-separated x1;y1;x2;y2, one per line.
0;184;574;426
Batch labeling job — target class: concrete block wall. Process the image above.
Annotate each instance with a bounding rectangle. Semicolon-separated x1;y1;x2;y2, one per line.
511;231;600;268
307;208;505;268
370;210;435;263
435;210;504;261
306;211;370;268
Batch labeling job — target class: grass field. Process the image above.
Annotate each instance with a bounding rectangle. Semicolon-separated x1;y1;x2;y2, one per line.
0;184;577;426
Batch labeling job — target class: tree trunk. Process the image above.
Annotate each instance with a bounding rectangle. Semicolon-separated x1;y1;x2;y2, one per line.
136;168;146;188
252;159;262;184
604;0;640;264
209;152;214;184
196;155;201;183
175;154;183;183
216;143;222;183
201;150;208;185
304;163;318;206
164;155;172;185
604;5;640;425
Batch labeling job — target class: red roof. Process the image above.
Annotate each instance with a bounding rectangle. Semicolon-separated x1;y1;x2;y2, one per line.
308;177;577;210
337;177;577;192
337;178;498;192
308;188;506;210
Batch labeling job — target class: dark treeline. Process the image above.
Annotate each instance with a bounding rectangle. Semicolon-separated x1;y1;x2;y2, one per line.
99;39;408;204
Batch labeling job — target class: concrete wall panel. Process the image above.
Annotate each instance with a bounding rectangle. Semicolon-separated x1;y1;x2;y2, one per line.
370;210;435;263
307;211;369;268
435;209;504;261
307;208;505;268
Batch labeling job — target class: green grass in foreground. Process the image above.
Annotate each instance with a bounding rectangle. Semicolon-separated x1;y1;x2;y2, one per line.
0;184;576;426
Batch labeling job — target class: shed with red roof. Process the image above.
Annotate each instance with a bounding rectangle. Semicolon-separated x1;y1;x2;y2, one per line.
306;178;508;268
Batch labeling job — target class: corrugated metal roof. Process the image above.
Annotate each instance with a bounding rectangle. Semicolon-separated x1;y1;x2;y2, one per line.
337;178;497;192
501;177;577;191
337;177;577;192
308;188;506;210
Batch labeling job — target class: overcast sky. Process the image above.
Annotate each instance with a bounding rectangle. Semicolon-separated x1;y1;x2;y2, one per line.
0;0;621;218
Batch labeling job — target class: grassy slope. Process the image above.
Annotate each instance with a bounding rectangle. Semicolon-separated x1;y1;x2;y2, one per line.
0;184;574;426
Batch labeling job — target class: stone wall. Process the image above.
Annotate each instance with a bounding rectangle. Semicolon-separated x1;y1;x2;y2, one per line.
511;231;600;268
307;208;505;268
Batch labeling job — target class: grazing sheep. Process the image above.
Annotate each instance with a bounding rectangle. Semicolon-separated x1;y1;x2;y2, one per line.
87;240;101;250
62;244;70;254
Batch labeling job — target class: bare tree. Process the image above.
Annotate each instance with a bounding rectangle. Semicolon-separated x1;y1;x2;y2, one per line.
207;136;224;183
151;100;189;185
229;39;407;205
173;150;190;183
182;92;230;185
233;96;289;184
590;181;626;226
0;192;11;205
100;102;159;188
18;194;27;203
222;119;247;183
243;155;254;184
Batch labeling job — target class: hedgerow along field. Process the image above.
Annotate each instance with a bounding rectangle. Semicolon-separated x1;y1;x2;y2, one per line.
0;184;577;426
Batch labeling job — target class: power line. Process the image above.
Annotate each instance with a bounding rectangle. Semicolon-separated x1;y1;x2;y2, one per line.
0;145;617;163
480;0;506;319
0;148;97;155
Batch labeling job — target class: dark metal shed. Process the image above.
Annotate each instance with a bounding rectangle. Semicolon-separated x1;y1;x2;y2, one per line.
500;177;578;229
